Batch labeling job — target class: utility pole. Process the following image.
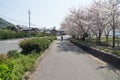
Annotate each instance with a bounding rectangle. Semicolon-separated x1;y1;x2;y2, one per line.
28;10;31;36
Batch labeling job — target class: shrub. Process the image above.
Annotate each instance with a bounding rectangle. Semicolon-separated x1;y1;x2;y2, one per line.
7;50;21;59
0;37;54;80
19;38;53;54
0;29;56;40
19;39;41;54
0;29;15;39
36;32;54;37
0;54;8;64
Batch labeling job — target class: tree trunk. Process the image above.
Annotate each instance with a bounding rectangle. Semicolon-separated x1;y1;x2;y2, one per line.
98;36;101;45
97;32;101;45
105;35;109;46
81;33;88;41
112;4;115;48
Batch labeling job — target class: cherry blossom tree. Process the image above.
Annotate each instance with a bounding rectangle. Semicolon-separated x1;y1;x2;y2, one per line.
61;0;120;47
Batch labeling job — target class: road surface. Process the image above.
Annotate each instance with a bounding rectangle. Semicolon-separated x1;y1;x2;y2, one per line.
0;39;22;54
29;40;120;80
0;36;69;54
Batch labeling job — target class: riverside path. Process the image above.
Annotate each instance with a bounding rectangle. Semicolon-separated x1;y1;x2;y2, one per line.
29;39;120;80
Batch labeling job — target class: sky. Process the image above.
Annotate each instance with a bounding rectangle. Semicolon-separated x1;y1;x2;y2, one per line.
0;0;94;29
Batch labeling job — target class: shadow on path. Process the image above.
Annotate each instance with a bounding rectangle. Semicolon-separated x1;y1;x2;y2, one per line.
96;65;120;79
57;40;120;76
56;40;86;54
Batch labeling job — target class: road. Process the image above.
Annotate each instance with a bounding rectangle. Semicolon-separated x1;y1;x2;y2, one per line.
0;39;22;54
0;36;69;54
29;40;120;80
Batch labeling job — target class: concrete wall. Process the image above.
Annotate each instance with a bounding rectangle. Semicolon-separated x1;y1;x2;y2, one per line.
70;40;120;69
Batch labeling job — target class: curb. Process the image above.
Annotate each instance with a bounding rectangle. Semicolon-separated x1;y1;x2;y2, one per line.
70;39;120;69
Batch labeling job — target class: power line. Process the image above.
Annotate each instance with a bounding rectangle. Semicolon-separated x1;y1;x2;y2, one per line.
0;14;28;25
0;14;38;28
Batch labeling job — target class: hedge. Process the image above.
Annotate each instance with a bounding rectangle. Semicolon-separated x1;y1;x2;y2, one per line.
19;37;53;54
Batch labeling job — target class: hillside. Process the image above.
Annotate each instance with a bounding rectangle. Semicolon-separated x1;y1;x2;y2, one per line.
0;17;14;28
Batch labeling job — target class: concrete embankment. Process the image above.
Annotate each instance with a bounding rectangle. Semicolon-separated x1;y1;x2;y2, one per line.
70;39;120;69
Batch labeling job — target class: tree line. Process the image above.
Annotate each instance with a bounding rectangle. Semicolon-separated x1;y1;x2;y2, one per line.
61;0;120;48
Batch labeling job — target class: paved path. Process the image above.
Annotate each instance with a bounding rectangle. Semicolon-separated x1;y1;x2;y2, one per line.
29;40;120;80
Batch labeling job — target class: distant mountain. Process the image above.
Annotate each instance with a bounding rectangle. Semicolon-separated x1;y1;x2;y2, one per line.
0;17;14;28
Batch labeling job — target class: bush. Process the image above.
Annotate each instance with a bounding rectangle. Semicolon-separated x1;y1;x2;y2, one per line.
48;37;56;41
19;38;53;54
36;32;54;37
19;39;41;54
0;29;15;39
0;29;29;40
7;50;21;59
0;54;8;64
0;37;54;80
0;29;56;40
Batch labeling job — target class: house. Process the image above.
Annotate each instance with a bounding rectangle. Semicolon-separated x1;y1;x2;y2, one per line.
9;25;40;32
31;28;40;32
9;26;19;31
51;27;57;35
57;30;66;35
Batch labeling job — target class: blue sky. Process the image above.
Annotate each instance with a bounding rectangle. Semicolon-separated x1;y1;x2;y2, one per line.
0;0;94;29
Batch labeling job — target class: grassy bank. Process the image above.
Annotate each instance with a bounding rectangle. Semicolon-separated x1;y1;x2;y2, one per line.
70;38;120;57
0;37;55;80
11;52;41;80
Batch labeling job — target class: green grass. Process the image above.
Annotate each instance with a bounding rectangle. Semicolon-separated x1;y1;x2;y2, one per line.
71;38;120;57
112;50;120;56
0;37;55;80
70;38;96;47
11;52;41;80
99;48;110;53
